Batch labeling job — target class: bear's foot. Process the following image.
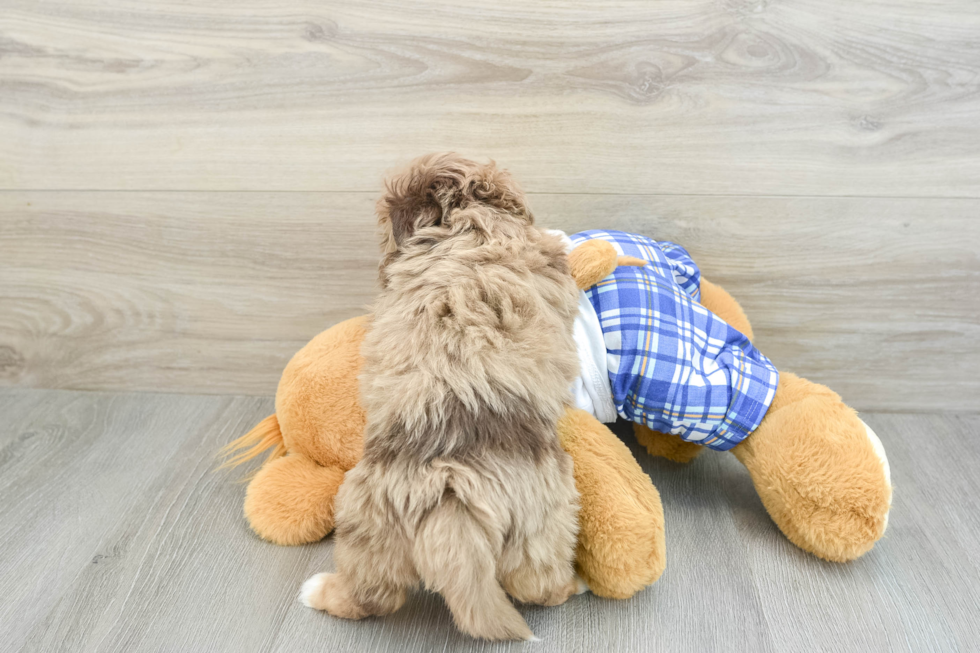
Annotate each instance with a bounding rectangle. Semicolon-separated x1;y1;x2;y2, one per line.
732;373;892;562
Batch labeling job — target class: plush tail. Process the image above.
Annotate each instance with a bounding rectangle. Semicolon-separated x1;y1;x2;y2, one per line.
218;414;286;470
414;495;533;641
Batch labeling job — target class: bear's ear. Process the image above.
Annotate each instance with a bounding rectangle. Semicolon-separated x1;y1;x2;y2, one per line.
568;240;648;290
376;152;532;252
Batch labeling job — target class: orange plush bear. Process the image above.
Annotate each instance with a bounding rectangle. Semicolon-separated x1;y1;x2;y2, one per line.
223;239;667;600
224;237;891;600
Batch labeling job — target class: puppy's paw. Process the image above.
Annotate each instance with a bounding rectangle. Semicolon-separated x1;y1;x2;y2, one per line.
536;578;585;607
299;573;367;619
300;573;329;609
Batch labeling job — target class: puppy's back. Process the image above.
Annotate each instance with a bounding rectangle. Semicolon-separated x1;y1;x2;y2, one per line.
361;209;579;463
322;154;582;641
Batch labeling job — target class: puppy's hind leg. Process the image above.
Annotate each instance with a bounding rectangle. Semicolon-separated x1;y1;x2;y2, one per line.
501;559;583;607
301;572;376;620
501;471;582;607
414;495;533;641
301;467;417;620
301;545;413;620
301;535;414;619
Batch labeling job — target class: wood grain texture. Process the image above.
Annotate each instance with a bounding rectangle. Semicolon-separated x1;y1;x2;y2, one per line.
2;191;977;411
1;0;979;195
1;387;978;652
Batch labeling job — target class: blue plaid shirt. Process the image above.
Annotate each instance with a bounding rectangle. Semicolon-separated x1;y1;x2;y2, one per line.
569;230;779;451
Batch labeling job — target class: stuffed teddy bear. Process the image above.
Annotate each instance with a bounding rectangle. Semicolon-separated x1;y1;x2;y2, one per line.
224;233;891;598
224;155;891;599
223;250;670;600
561;229;892;565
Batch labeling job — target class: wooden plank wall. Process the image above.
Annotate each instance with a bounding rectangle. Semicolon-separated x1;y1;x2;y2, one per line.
1;0;978;411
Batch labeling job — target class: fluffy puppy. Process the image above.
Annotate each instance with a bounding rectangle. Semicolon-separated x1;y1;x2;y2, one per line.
301;153;582;640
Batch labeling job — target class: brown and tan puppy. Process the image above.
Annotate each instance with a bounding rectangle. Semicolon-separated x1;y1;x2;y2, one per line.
300;154;583;641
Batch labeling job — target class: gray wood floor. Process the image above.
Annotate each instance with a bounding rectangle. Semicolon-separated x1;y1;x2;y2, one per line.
1;387;977;652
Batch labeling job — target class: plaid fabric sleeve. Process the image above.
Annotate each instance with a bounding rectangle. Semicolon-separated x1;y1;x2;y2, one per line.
657;241;701;302
569;229;779;452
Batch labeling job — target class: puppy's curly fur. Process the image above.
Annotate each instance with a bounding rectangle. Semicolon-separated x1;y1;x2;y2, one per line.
301;154;582;640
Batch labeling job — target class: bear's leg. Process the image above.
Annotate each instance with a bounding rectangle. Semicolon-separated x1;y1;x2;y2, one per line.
633;424;706;463
244;454;346;546
731;372;892;562
633;277;755;463
558;409;666;599
698;278;754;341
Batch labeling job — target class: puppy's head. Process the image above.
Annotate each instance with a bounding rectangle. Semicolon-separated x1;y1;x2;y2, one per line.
376;153;532;274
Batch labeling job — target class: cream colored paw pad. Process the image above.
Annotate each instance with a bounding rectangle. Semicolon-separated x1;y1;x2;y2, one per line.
860;419;891;533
